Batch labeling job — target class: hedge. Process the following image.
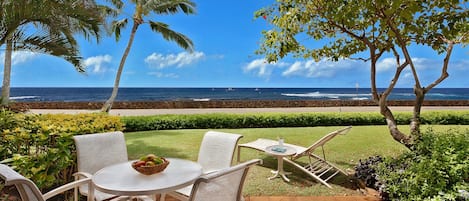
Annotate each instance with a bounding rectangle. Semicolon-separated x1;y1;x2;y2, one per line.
121;111;469;132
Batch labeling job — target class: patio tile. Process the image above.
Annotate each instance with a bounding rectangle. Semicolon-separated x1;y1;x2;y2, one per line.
166;195;381;201
245;196;380;201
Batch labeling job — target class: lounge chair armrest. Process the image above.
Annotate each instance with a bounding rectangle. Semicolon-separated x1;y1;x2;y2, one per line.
43;178;91;200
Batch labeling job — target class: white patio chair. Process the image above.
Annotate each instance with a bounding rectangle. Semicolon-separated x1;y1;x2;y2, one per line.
166;131;243;201
187;159;261;201
73;131;152;201
237;126;352;188
0;163;92;201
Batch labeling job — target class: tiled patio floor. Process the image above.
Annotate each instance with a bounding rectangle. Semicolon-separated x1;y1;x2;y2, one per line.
164;195;381;201
244;196;380;201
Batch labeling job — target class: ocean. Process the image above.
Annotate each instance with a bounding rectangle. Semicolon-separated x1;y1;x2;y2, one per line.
7;87;469;102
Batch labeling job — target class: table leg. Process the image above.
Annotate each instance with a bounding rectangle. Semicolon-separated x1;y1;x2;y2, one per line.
159;193;166;201
268;156;291;182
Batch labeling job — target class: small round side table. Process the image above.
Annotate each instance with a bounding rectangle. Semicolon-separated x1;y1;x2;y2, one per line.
265;145;296;182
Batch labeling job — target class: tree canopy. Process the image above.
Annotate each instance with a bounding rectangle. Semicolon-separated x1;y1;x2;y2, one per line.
0;0;103;106
256;0;469;148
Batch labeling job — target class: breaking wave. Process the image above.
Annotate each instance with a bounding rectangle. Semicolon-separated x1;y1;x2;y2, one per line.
281;92;371;100
10;96;39;100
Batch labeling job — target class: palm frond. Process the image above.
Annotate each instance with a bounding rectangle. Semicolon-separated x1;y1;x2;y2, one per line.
144;0;196;15
0;0;103;72
17;34;84;72
106;0;124;10
112;19;128;41
149;21;194;52
55;1;102;42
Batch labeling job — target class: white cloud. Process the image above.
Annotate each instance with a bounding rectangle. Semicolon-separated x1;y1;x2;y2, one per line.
452;59;469;70
84;55;112;73
145;51;205;69
376;58;396;72
377;57;435;72
376;57;469;86
148;72;179;78
282;59;357;78
0;51;38;65
243;59;289;78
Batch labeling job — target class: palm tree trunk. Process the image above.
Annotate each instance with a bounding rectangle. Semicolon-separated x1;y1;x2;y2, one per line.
1;40;13;106
101;22;139;113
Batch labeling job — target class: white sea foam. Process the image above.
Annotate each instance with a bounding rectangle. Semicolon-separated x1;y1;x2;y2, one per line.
393;93;414;97
351;97;369;100
395;92;460;97
193;98;210;101
10;96;39;100
427;92;459;97
281;92;372;99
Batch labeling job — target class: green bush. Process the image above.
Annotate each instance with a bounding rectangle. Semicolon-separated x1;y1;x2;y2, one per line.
0;110;123;191
121;111;469;132
375;128;469;201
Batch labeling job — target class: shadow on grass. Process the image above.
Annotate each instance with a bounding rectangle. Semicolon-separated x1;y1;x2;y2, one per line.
126;139;191;159
252;156;360;191
124;130;202;139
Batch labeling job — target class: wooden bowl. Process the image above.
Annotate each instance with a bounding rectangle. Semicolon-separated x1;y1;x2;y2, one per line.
131;158;170;175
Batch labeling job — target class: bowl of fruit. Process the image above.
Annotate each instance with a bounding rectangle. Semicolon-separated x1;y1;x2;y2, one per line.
131;154;169;175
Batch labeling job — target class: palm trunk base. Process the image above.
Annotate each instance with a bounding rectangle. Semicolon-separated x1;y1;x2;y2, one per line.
101;101;112;113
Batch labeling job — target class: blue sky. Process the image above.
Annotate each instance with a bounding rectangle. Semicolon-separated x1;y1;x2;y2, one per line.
1;0;469;88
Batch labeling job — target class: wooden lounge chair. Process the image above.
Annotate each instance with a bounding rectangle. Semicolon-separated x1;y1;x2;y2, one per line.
0;163;92;201
237;126;352;188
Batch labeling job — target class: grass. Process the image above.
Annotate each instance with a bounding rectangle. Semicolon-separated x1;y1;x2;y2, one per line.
124;125;469;196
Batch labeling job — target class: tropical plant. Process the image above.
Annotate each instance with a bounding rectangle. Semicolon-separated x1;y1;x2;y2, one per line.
101;0;196;112
255;0;469;149
374;128;469;201
0;0;103;106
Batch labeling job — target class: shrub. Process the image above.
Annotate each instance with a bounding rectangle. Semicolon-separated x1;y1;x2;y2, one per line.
0;111;123;191
357;128;469;201
354;155;384;190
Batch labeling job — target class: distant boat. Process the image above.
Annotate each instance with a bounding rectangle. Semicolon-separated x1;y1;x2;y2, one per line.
226;88;235;91
254;88;260;92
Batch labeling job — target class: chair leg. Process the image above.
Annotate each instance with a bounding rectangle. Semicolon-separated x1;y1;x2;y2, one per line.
283;158;333;188
237;146;241;163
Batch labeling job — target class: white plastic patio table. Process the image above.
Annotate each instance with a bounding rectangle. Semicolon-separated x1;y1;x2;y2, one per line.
265;145;296;182
91;158;202;200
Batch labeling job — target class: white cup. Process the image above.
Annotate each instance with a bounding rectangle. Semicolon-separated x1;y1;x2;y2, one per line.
278;138;284;146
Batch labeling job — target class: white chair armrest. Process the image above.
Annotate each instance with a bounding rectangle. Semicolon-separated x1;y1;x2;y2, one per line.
43;178;91;200
73;171;92;179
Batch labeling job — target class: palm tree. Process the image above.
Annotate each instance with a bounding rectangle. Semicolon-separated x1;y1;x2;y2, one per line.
101;0;196;112
0;0;103;106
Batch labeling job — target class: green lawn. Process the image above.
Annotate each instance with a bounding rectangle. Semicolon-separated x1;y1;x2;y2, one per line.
124;125;469;196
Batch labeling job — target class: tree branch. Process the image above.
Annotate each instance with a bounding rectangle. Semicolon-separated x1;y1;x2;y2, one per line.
424;40;453;92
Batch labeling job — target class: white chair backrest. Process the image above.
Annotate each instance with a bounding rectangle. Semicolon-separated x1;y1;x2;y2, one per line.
197;131;243;173
73;131;128;175
188;159;261;201
0;164;44;201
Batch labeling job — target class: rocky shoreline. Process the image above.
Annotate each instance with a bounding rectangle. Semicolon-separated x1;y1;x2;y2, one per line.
10;100;469;110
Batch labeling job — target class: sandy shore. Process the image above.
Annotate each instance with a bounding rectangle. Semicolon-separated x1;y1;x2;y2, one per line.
29;106;469;116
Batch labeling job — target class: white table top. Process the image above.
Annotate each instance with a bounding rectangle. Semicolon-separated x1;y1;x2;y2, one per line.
92;158;202;196
265;145;296;157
